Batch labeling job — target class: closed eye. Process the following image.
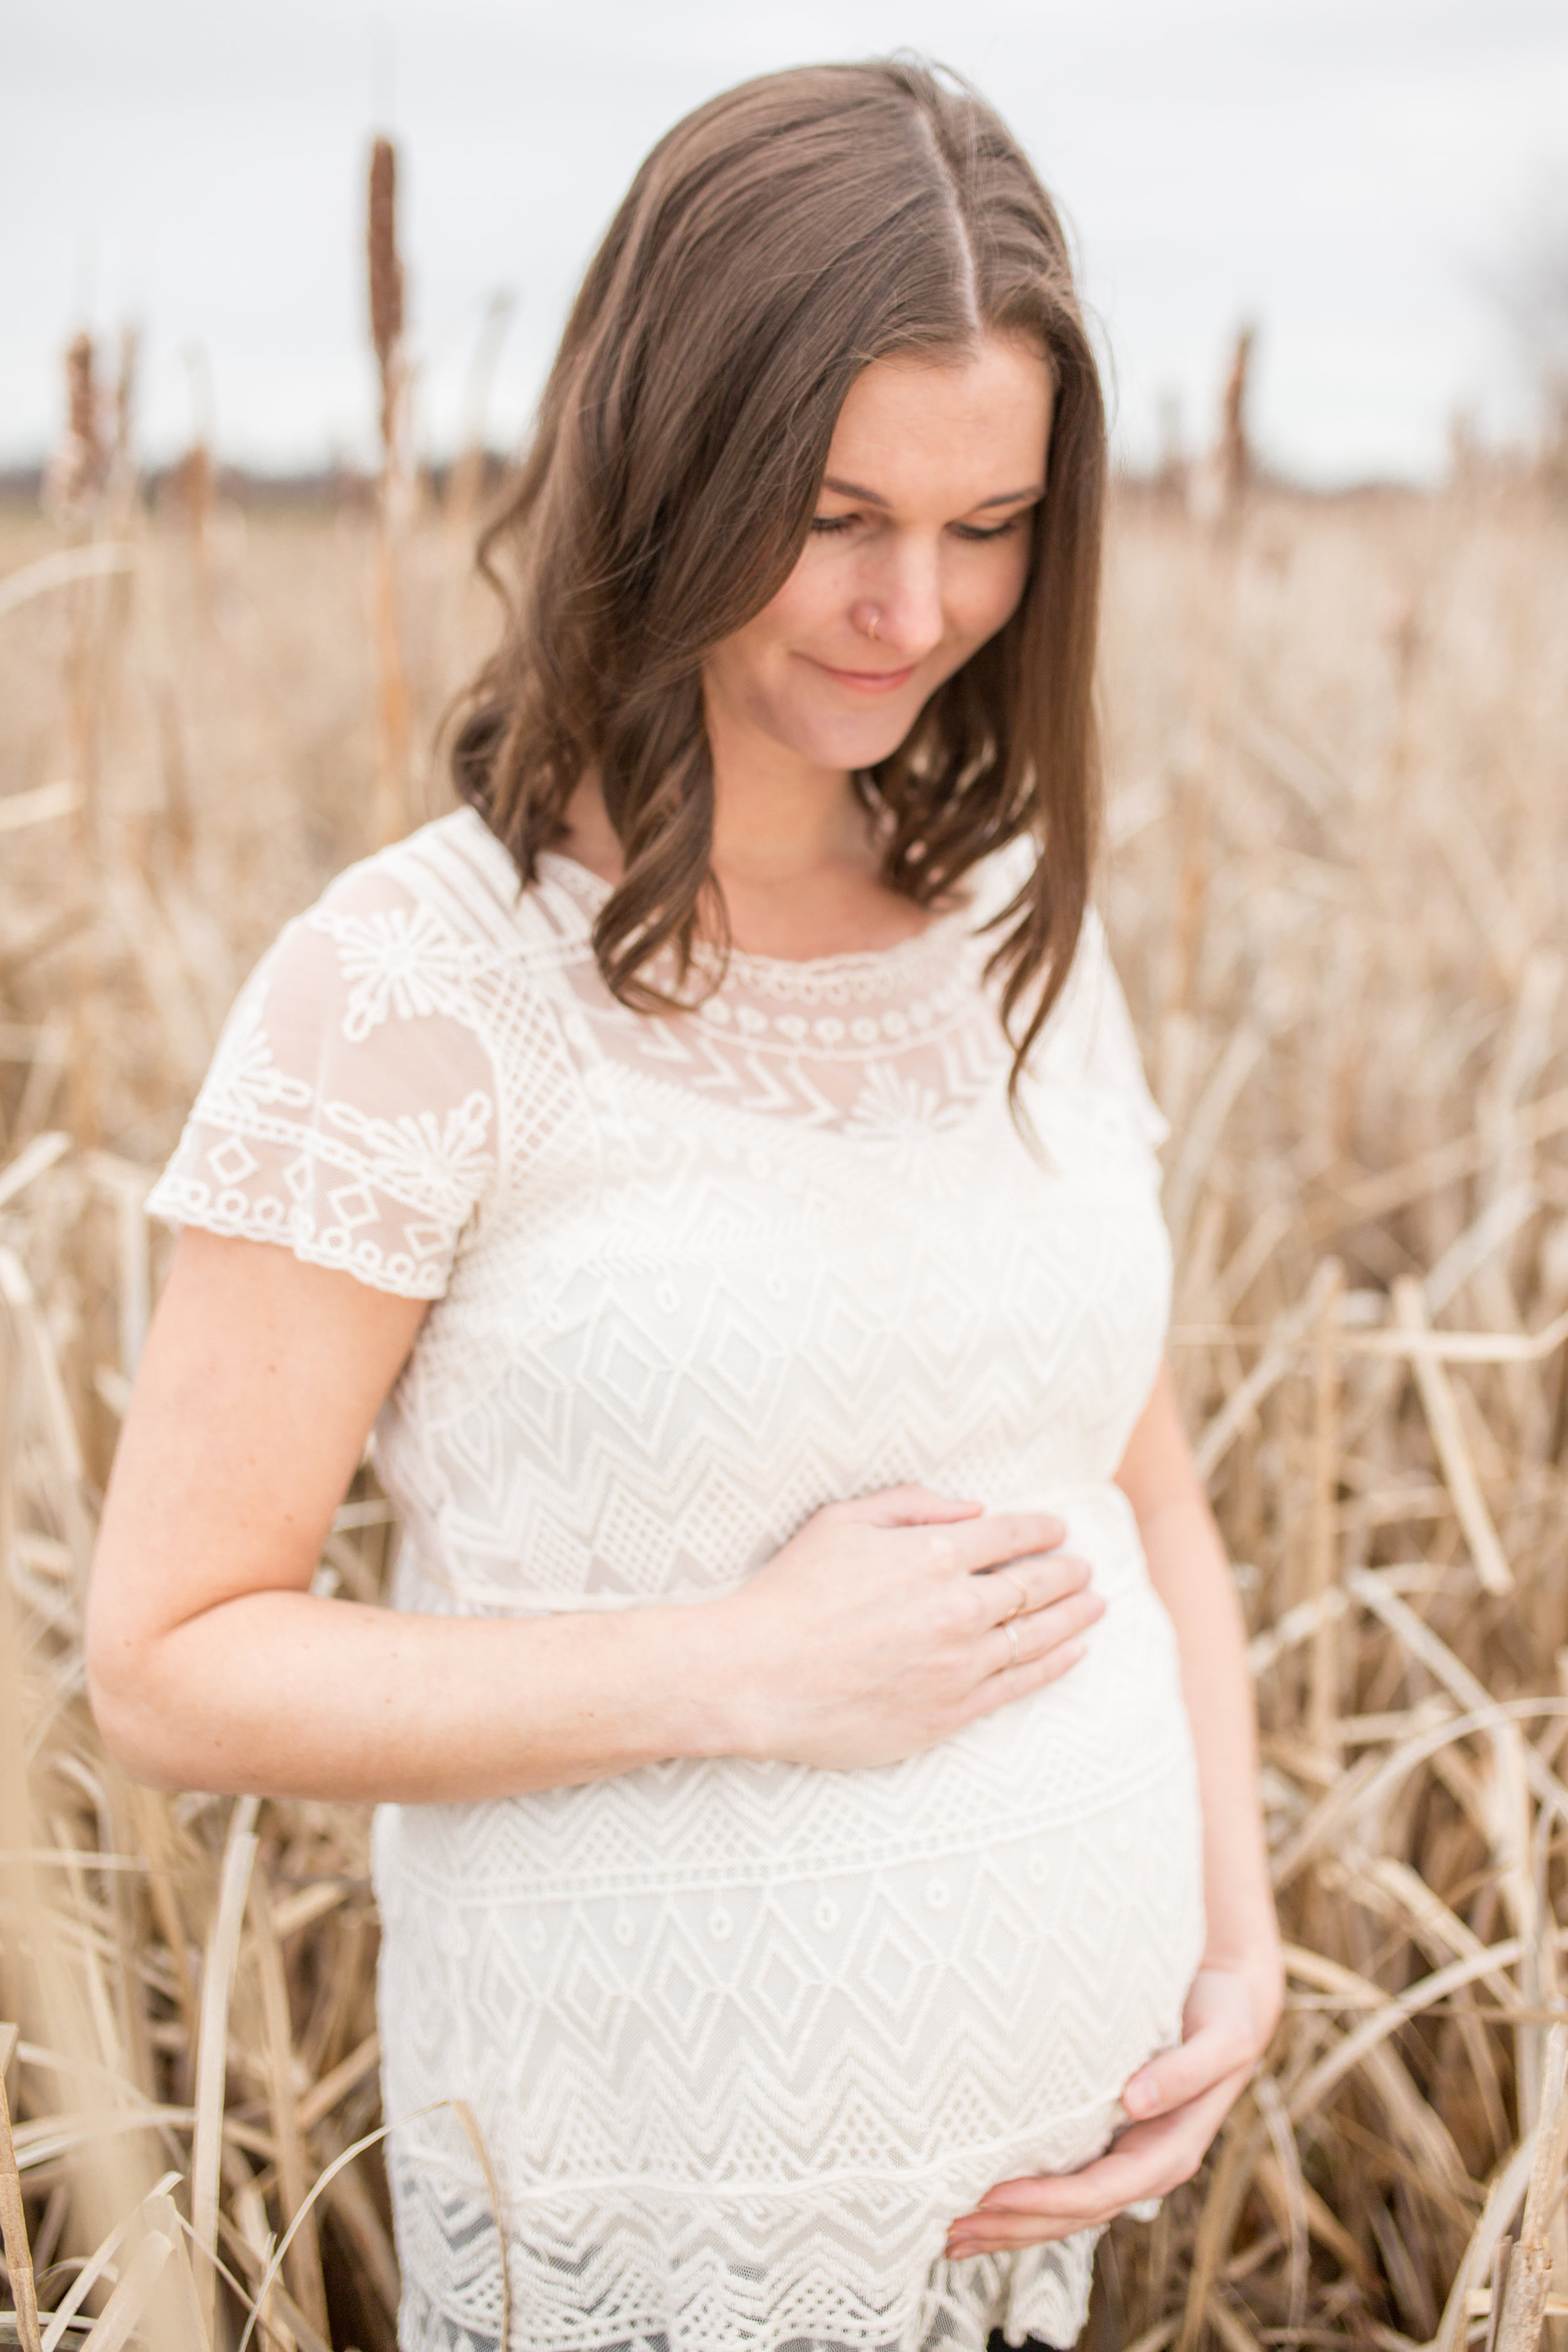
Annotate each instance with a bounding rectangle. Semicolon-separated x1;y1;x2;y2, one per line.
950;514;1029;542
808;510;1033;541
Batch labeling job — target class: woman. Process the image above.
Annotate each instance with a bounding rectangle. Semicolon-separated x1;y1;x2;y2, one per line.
88;58;1281;2352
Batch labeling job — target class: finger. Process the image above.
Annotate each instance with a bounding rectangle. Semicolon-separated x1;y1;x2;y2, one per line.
970;2158;1160;2226
842;1486;985;1528
1009;1587;1105;1657
940;1515;1072;1590
971;1639;1081;1718
948;2209;1116;2254
967;2087;1244;2228
947;2171;1132;2247
936;1512;1069;1579
972;1597;1107;1708
985;1591;1103;1681
947;2214;1092;2255
975;1552;1093;1626
1123;2021;1254;2120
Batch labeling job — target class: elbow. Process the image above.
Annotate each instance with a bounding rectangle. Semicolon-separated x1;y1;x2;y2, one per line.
83;1613;189;1791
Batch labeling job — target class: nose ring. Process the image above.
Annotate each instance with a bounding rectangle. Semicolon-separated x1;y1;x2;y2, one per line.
866;611;879;641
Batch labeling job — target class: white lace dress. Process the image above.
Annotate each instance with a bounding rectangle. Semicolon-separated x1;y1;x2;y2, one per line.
150;807;1205;2352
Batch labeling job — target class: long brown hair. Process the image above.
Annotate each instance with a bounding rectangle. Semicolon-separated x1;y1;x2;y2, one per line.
452;56;1106;1093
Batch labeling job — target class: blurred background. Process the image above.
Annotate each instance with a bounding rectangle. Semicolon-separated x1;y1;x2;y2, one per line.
4;0;1568;489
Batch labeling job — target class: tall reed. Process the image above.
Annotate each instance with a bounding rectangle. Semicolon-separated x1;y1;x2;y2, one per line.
367;135;412;847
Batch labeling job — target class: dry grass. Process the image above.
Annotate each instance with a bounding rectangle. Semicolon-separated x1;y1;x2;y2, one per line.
1;470;1566;2350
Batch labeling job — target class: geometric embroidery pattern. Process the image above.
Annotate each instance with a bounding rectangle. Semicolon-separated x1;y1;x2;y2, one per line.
149;808;1205;2351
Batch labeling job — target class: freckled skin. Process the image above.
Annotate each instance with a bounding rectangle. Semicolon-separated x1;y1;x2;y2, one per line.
562;336;1056;961
702;337;1052;784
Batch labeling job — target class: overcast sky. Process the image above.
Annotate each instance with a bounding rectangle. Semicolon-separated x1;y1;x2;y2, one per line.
3;0;1565;485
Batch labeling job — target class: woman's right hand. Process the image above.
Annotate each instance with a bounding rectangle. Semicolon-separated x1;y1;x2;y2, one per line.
710;1486;1103;1771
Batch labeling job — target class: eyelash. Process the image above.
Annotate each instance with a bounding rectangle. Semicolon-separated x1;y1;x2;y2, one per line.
808;514;1027;542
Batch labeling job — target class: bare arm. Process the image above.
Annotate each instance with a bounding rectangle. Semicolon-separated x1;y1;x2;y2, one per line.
87;1230;1104;1802
946;1362;1283;2254
1118;1362;1281;2021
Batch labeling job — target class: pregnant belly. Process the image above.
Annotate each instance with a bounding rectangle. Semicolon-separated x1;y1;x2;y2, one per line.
376;1486;1205;2215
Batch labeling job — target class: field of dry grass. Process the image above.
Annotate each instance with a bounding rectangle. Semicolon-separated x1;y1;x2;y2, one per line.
1;472;1566;2351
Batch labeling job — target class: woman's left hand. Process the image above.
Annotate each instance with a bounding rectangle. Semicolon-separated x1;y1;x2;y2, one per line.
943;1954;1282;2257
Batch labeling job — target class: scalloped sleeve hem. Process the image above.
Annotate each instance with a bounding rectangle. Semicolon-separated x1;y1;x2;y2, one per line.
144;1172;455;1300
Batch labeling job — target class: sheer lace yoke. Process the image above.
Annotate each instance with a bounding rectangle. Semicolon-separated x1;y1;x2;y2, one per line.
531;843;1011;1139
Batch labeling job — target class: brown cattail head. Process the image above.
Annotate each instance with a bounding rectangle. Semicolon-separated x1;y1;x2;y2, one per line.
1219;322;1256;507
67;331;97;449
43;329;108;522
368;135;405;454
112;323;139;465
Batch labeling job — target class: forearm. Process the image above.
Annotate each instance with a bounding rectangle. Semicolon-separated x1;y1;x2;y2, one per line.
90;1587;737;1804
1140;1493;1280;1981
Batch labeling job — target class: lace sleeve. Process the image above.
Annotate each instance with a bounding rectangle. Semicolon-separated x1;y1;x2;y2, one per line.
146;862;499;1299
1035;907;1170;1153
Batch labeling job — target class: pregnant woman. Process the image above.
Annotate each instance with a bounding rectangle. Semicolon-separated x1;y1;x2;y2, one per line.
87;57;1281;2352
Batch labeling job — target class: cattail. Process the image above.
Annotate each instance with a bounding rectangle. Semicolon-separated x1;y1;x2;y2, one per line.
368;135;405;460
1217;322;1256;512
368;132;413;841
42;328;107;522
112;322;138;473
66;331;98;459
1540;370;1568;494
159;343;217;602
1185;322;1256;531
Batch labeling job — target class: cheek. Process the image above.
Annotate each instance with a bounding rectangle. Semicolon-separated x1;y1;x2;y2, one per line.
758;542;844;642
953;541;1032;644
718;549;839;674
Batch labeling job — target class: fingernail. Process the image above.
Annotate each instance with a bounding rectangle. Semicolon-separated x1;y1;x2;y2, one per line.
1125;2077;1155;2116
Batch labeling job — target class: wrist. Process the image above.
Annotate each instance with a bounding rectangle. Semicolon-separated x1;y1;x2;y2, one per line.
1200;1924;1285;2037
652;1591;765;1764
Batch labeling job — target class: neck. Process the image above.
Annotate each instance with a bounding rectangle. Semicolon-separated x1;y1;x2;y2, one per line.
557;703;935;961
702;690;871;892
560;709;874;899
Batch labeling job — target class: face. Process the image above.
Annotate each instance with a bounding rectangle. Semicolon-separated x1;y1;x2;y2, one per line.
702;333;1053;780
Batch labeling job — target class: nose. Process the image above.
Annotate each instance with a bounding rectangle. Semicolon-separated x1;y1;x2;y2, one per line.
856;534;946;662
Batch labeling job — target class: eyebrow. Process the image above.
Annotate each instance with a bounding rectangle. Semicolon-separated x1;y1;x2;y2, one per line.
821;475;1044;511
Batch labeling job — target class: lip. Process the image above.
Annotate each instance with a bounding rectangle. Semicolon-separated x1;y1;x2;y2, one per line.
807;655;921;694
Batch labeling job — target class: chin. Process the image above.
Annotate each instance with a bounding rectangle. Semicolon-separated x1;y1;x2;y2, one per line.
783;702;922;773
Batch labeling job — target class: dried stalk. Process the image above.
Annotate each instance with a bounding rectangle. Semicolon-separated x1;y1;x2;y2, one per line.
1495;2026;1568;2352
0;2026;42;2352
368;134;411;845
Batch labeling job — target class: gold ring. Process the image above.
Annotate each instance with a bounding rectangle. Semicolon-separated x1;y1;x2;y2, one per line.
1000;1572;1028;1622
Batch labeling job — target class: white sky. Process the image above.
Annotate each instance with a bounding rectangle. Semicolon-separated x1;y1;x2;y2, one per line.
3;0;1565;485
